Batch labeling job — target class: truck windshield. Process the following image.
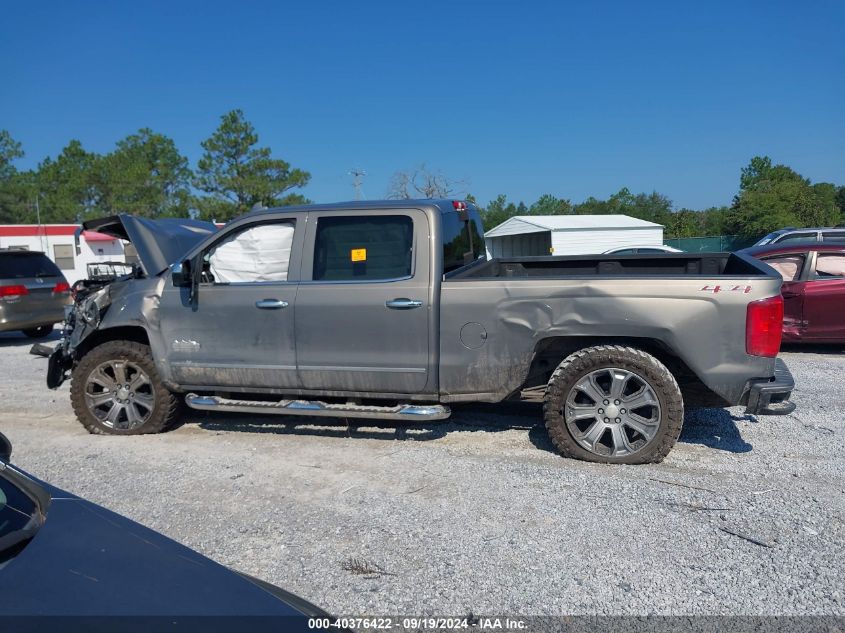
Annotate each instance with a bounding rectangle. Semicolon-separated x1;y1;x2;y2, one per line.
442;211;485;274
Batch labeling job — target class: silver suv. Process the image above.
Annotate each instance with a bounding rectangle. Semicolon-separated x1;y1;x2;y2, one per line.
754;227;845;246
0;250;71;338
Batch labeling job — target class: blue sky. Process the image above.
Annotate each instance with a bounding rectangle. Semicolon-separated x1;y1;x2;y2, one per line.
2;0;843;210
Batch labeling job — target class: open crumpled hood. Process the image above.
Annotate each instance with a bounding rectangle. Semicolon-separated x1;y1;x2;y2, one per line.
83;214;218;276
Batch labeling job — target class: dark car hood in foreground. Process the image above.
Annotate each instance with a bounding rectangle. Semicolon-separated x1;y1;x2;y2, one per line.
0;477;326;625
83;214;217;276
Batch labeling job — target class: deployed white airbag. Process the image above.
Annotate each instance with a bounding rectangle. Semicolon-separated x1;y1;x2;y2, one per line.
208;223;294;283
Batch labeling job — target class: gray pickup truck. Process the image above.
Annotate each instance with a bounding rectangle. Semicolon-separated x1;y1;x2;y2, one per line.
46;200;795;464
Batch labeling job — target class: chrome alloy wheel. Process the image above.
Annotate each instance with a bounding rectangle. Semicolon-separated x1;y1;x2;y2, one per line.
564;367;662;457
84;360;155;430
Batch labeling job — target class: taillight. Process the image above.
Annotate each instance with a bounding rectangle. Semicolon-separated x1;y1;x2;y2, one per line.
53;281;71;293
746;295;783;357
0;284;29;298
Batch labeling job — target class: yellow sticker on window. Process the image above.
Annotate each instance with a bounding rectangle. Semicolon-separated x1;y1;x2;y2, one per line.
351;248;367;262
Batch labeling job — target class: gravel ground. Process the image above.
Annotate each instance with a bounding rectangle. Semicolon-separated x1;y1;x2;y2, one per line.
1;329;844;616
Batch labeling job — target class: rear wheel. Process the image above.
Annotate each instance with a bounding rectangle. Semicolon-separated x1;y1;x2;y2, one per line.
22;325;53;338
543;345;684;464
70;340;182;435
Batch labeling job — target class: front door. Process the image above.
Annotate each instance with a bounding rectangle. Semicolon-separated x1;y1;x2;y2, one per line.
158;214;305;389
294;209;432;394
761;252;807;338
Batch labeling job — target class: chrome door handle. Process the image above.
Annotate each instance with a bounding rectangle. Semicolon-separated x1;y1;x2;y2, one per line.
385;298;423;310
255;299;289;309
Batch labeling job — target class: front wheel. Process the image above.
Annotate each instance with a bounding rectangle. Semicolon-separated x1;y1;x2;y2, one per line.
70;340;182;435
543;345;684;464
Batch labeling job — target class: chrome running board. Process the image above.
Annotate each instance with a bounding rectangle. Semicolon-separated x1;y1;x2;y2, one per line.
184;393;451;421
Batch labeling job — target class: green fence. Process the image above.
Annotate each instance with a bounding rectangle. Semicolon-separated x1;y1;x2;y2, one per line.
663;234;756;253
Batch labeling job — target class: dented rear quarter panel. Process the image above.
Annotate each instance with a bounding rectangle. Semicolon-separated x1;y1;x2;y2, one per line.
439;275;781;404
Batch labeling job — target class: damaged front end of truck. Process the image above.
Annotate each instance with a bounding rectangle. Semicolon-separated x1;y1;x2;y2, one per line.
42;214;218;389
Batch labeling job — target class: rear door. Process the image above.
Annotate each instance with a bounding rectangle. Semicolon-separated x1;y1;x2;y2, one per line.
294;209;432;394
803;251;845;341
158;214;305;389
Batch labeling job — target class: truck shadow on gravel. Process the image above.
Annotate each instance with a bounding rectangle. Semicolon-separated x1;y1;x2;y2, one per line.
195;401;753;455
781;343;845;355
0;330;61;348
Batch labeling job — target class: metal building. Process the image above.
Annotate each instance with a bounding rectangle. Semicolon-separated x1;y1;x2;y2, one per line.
484;215;664;257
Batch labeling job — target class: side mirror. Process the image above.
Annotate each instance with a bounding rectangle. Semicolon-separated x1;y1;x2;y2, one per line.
171;260;192;287
0;432;12;463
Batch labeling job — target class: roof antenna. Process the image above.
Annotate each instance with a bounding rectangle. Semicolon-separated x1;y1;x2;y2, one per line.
348;168;366;200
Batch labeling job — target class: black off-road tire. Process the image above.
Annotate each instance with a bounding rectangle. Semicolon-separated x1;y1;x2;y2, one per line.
22;325;53;338
70;340;182;435
543;345;684;464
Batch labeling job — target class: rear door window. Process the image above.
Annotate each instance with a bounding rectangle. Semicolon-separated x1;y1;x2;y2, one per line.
442;212;485;273
775;232;818;244
822;231;845;244
762;254;805;281
312;215;413;281
0;253;62;279
813;254;845;279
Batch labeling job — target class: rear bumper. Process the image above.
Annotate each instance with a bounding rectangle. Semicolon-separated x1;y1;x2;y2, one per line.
744;358;796;415
0;302;66;332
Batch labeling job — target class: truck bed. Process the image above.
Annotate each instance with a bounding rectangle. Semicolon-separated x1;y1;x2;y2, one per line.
451;252;771;279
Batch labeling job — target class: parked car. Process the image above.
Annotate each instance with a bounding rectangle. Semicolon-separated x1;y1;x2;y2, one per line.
603;245;682;254
753;226;845;247
45;202;794;465
0;249;71;338
740;243;845;343
0;432;329;623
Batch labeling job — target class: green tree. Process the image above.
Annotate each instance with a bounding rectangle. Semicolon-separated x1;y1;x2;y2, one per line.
572;195;611;215
527;194;572;215
836;186;845;222
666;209;701;239
99;128;192;217
573;188;673;226
731;156;840;236
0;130;24;180
700;206;731;235
193;110;310;220
34;140;102;222
479;194;520;230
0;130;27;222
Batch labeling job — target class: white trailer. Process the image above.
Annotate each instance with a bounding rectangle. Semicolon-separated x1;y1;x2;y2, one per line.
0;224;129;285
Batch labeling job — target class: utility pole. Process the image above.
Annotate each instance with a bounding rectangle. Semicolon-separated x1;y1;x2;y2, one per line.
34;195;47;251
348;168;366;200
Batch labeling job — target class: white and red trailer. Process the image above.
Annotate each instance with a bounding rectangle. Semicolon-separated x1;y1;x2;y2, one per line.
0;224;129;285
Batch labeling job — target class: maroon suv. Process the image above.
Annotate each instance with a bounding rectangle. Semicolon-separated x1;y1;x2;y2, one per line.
741;243;845;343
